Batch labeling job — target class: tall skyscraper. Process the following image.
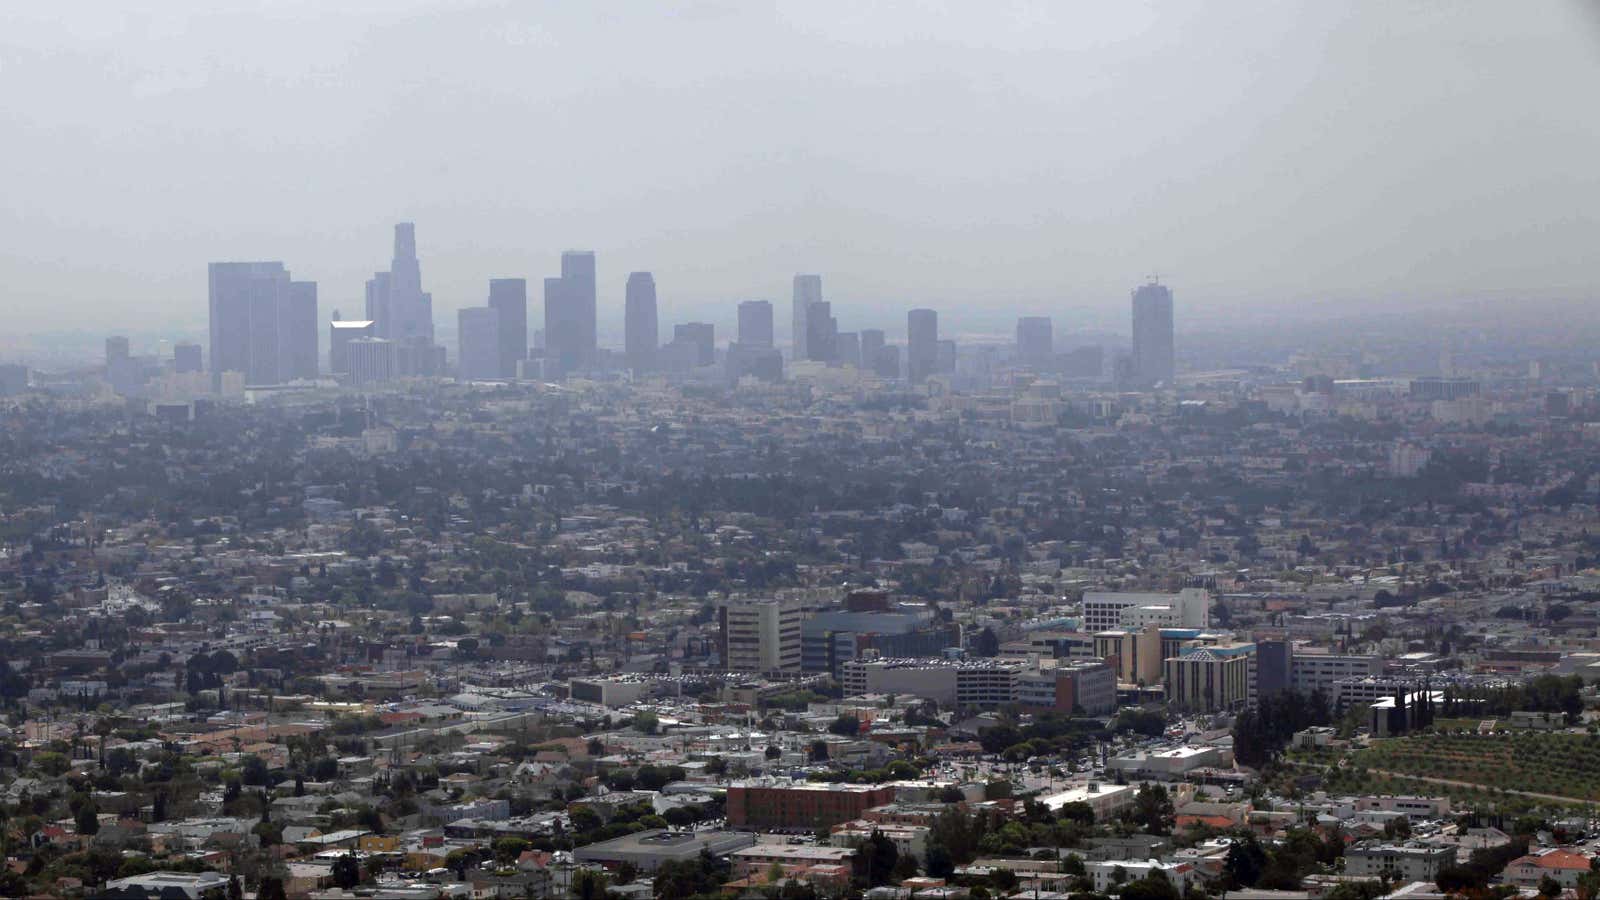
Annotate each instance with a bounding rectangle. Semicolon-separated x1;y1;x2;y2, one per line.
457;306;502;380
545;251;597;377
875;344;901;379
836;331;861;369
361;223;439;378
907;308;938;383
105;335;141;395
208;261;316;387
805;301;837;362
487;278;528;379
173;342;203;374
544;277;578;377
1016;316;1053;363
624;272;658;373
364;272;391;336
366;223;434;345
792;274;821;359
282;281;319;379
738;300;774;348
674;322;715;367
563;251;597;368
1130;280;1175;386
860;329;885;372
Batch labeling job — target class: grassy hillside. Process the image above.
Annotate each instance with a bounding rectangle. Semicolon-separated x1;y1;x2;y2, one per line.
1347;731;1600;801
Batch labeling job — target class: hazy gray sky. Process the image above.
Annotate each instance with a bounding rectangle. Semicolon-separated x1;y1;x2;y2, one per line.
4;1;1599;340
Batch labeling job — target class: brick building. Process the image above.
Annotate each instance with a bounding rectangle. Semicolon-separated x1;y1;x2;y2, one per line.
726;779;895;830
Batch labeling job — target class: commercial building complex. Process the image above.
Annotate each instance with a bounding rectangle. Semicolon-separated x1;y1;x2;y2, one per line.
1082;589;1210;632
841;657;1024;710
1163;642;1256;713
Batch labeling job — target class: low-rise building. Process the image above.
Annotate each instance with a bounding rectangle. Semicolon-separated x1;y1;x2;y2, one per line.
727;779;897;830
1290;654;1382;700
573;829;757;871
101;872;232;899
729;844;858;877
1352;796;1452;821
1035;783;1138;821
830;821;929;864
1503;848;1596;889
1344;843;1455;883
1107;746;1233;780
1085;859;1195;894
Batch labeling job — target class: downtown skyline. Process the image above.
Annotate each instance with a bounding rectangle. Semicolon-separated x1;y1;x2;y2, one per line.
5;3;1598;339
205;220;1175;384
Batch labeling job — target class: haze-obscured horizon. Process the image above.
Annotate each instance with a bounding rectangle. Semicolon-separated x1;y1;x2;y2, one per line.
4;0;1599;340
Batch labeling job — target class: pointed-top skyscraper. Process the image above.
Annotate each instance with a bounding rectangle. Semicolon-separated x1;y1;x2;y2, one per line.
363;222;440;376
367;223;435;345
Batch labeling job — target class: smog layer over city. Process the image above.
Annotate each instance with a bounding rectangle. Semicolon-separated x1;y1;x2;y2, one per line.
2;4;1600;900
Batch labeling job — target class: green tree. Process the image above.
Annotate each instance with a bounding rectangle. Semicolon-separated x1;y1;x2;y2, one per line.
892;853;920;882
34;752;70;777
494;837;531;863
75;800;100;836
331;852;361;889
859;830;900;886
829;714;861;737
573;869;609;900
1129;783;1173;835
1222;835;1268;889
1120;872;1179;900
925;843;955;879
615;861;639;885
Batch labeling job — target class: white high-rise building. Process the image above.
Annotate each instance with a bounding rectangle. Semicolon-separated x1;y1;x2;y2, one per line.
719;598;805;673
346;337;395;386
1082;588;1210;632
